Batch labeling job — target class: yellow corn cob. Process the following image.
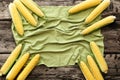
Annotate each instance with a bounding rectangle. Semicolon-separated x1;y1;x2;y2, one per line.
14;0;37;26
20;0;44;17
68;0;102;14
87;55;104;80
6;53;30;80
81;16;116;35
85;0;110;24
90;42;108;73
79;61;95;80
0;44;22;75
17;54;40;80
9;3;24;36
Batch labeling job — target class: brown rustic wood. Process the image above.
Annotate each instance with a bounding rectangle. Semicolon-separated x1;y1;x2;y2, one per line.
0;0;120;53
0;54;120;80
0;21;120;53
0;0;120;80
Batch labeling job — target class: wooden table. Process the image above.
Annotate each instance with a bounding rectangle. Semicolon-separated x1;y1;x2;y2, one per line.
0;0;120;80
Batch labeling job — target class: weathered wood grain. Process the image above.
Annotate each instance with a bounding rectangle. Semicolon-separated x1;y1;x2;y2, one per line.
1;0;120;20
0;54;120;80
0;21;15;53
0;0;74;20
0;21;120;53
0;0;120;80
0;0;120;53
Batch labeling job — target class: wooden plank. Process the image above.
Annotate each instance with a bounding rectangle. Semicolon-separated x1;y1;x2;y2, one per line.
0;0;120;80
0;0;120;20
0;21;15;53
0;0;74;20
101;23;120;53
0;0;120;53
0;21;120;53
0;54;120;80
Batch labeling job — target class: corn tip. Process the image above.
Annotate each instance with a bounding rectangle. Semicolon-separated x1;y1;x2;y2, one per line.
26;52;30;54
90;41;95;48
19;32;24;36
9;3;13;9
18;44;22;47
68;11;71;14
105;0;110;2
104;70;108;74
90;41;94;45
80;31;86;35
0;71;2;76
87;55;91;59
9;2;12;5
16;44;22;50
80;61;84;64
84;19;89;24
24;52;30;57
13;0;17;4
33;21;38;27
112;16;116;19
68;9;73;14
36;54;40;57
41;14;45;17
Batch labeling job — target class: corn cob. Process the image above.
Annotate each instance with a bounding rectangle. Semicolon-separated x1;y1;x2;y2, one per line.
9;3;24;36
87;55;104;80
90;41;108;73
6;53;30;80
20;0;44;17
85;0;110;24
17;54;40;80
81;16;116;35
14;0;37;26
79;61;95;80
0;44;22;76
68;0;102;14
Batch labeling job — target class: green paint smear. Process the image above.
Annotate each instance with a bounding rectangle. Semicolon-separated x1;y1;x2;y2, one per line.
12;6;104;67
